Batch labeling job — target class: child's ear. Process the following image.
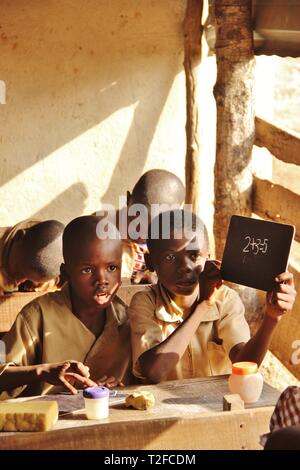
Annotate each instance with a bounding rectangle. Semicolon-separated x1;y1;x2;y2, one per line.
60;263;70;282
15;228;26;242
144;253;155;272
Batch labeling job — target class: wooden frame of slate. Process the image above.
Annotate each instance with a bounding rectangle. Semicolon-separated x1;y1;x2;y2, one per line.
221;215;295;292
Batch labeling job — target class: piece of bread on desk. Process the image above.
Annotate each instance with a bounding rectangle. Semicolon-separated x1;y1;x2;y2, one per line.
0;401;58;432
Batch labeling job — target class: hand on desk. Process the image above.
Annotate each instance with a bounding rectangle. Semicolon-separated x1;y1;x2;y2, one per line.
41;360;97;394
96;375;124;388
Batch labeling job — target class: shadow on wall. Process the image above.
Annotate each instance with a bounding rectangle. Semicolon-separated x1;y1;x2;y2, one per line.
31;182;88;225
0;1;182;209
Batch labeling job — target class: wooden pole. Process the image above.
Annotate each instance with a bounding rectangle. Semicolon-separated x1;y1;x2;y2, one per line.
213;0;255;259
183;0;204;213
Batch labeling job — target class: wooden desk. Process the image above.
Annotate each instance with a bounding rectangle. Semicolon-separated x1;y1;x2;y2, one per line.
0;376;280;450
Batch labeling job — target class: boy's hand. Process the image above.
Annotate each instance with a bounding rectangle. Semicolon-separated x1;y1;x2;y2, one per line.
266;272;297;321
198;260;223;305
96;375;124;388
40;361;97;394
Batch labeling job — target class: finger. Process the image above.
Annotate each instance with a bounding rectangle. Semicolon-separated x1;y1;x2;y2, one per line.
275;292;296;303
211;259;222;268
276;283;297;295
75;362;90;378
276;300;292;311
275;272;294;286
105;376;117;384
105;381;118;388
61;361;71;373
97;375;108;382
59;375;78;395
105;377;119;387
66;373;97;387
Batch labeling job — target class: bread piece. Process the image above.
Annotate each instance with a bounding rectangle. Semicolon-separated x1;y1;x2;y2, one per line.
125;391;155;410
0;401;58;432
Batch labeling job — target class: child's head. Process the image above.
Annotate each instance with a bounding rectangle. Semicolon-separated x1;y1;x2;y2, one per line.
62;216;122;309
146;209;209;297
9;220;64;286
126;169;185;242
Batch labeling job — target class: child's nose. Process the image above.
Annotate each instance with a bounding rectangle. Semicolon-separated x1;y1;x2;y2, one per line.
176;257;192;274
94;269;109;285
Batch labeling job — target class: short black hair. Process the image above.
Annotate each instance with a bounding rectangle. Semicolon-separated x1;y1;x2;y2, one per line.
63;215;121;264
23;220;64;278
130;169;185;207
147;209;209;253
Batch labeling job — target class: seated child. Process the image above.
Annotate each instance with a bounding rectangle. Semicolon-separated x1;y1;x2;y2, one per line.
0;219;64;295
128;209;297;383
98;169;185;284
0;216;133;399
261;386;300;450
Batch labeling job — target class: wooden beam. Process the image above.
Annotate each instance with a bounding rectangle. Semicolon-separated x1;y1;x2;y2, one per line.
253;175;300;241
213;0;255;259
183;0;204;213
255;117;300;166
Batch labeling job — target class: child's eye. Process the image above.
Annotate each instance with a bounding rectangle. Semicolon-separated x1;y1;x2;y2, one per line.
165;253;175;261
190;253;202;262
81;267;93;274
107;265;118;272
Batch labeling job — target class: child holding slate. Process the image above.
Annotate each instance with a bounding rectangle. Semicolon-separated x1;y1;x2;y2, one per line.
128;209;297;383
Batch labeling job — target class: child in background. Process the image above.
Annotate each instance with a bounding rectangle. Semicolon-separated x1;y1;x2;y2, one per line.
96;169;186;284
0;216;133;399
0;219;64;294
128;209;297;383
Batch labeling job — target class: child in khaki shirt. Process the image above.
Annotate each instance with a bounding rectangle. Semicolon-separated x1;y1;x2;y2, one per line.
128;209;297;383
0;216;133;400
0;219;64;295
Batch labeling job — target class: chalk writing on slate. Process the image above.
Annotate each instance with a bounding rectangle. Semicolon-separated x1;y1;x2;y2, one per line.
221;215;295;291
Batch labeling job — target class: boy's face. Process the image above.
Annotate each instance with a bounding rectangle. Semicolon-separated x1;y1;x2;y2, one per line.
148;230;209;297
63;237;122;310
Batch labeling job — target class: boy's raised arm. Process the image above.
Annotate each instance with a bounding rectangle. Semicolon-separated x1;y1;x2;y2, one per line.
139;300;212;383
229;272;297;365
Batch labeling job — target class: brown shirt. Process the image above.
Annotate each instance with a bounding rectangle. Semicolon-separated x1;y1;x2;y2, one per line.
0;219;58;295
128;283;251;381
0;284;133;399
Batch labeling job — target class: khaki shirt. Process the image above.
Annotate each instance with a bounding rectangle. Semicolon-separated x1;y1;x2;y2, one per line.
0;284;133;399
128;283;251;381
0;219;58;295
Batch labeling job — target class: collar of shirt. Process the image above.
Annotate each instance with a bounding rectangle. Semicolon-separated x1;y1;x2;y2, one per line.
154;282;220;324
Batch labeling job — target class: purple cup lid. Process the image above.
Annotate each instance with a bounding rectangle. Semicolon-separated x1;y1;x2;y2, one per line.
83;386;109;399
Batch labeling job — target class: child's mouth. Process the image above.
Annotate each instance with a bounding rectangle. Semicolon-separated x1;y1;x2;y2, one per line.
94;292;112;305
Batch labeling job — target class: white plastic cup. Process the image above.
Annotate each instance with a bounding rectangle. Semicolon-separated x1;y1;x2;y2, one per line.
83;386;109;419
228;361;263;404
